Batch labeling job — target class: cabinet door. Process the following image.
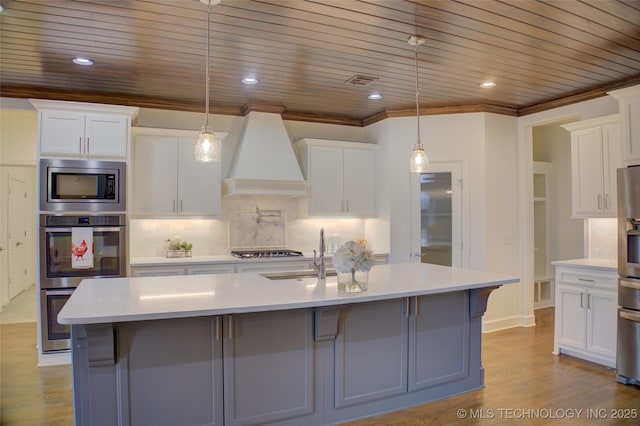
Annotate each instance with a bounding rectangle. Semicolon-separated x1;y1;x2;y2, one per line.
177;138;221;216
571;127;605;217
408;292;469;391
602;122;622;216
333;299;407;408
342;147;375;216
223;309;316;426
308;145;344;215
133;136;178;215
39;110;85;157
586;289;617;358
118;317;224;426
85;114;129;159
556;284;587;350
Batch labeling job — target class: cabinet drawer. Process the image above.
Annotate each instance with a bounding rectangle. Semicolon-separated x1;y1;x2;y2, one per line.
557;270;616;289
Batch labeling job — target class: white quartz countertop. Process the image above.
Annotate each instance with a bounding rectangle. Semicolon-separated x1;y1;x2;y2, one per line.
551;258;617;272
59;263;518;325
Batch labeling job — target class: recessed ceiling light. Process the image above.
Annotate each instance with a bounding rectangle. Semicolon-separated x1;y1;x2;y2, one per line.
480;81;496;88
242;77;259;85
72;57;94;66
368;92;382;100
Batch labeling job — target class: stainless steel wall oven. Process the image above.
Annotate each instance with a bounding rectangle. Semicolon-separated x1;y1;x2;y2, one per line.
616;166;640;385
39;214;126;352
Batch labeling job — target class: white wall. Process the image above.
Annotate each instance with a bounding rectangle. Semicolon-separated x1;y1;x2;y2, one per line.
0;98;38;166
364;112;526;331
481;114;523;330
0;99;39;310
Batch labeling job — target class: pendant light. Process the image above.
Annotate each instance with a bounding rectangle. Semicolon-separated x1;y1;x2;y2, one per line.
195;0;221;162
408;35;429;173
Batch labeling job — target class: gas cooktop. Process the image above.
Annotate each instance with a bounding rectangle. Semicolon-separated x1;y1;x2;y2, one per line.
230;249;304;259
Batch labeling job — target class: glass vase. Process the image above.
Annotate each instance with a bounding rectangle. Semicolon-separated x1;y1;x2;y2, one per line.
337;269;369;293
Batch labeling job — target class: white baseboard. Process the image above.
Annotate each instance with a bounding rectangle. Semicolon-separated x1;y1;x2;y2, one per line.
482;313;536;333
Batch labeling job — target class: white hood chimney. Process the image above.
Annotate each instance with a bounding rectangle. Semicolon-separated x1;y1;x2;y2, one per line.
223;111;308;198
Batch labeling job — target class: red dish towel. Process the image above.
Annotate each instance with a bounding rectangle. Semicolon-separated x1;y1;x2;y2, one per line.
71;227;94;269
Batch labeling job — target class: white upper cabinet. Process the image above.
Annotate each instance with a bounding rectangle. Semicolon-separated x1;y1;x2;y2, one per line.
608;84;640;166
294;138;376;217
563;114;621;218
133;128;224;217
30;99;138;160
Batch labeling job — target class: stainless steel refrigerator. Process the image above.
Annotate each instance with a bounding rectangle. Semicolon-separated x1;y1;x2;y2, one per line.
616;166;640;385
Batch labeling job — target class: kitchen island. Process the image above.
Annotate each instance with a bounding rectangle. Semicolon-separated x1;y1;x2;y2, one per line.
59;263;518;426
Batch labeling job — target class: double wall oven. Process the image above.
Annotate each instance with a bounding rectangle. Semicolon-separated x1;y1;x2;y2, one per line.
39;214;127;352
38;158;128;353
616;166;640;385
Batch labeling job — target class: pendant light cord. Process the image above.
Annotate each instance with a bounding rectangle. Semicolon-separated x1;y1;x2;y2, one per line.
414;41;421;145
204;1;211;128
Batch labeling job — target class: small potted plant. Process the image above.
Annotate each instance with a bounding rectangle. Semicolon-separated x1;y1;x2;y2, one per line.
333;240;375;293
165;237;193;258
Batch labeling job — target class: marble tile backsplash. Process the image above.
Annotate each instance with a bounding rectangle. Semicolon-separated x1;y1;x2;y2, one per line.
129;198;370;257
587;218;617;260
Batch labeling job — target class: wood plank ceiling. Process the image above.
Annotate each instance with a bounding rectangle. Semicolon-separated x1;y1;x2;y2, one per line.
1;0;639;126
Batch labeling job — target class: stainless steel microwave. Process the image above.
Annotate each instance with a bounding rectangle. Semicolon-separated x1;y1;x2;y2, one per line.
40;158;126;212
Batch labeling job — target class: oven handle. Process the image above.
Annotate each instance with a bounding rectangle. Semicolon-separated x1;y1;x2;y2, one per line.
620;278;640;291
44;226;124;233
620;309;640;323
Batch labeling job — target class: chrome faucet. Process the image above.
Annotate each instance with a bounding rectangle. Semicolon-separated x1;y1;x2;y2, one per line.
311;228;326;280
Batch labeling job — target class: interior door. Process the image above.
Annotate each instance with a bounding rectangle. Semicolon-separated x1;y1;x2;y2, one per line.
8;173;28;299
413;163;462;267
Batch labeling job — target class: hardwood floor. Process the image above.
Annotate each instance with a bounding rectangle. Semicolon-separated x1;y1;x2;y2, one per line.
0;308;637;425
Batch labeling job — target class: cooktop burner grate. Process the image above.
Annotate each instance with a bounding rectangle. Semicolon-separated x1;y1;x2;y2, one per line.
230;249;304;259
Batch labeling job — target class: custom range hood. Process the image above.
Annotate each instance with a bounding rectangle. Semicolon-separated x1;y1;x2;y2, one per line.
223;111;308;198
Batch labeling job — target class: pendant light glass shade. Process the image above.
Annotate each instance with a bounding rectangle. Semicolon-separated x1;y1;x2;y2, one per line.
409;143;429;173
195;125;219;162
408;35;428;173
195;0;220;162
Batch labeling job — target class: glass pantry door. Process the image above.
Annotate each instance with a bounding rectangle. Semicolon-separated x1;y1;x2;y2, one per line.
414;162;462;267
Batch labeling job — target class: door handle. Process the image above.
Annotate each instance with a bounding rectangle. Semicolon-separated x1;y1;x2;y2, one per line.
605;194;610;210
597;194;602;210
15;241;23;247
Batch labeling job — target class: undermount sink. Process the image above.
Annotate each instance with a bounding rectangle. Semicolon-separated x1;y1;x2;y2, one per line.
261;269;337;280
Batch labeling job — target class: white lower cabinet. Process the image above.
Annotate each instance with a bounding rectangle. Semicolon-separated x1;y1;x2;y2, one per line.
130;263;234;277
234;260;310;273
553;264;617;367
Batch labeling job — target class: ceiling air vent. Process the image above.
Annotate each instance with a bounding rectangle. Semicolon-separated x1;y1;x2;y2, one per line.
344;74;379;86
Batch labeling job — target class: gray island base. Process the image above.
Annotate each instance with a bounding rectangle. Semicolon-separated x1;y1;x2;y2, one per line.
61;263;518;426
